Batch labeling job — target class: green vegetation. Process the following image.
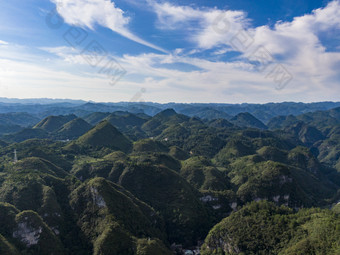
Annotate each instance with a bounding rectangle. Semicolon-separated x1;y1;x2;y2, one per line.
230;112;267;129
181;156;229;191
75;121;132;153
34;114;77;132
118;163;212;246
57;118;92;139
132;139;168;153
2;128;51;143
201;201;340;255
70;178;168;253
0;234;19;255
84;112;111;125
0;112;39;127
135;238;173;255
0;107;339;254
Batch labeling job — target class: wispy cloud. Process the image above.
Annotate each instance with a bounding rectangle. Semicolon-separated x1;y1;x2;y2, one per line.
1;38;340;103
51;0;167;53
0;43;132;101
151;1;340;56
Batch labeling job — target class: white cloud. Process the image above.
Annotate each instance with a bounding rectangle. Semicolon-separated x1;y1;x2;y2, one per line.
247;0;340;88
150;1;340;101
0;40;8;45
251;0;340;55
152;1;249;49
51;0;167;53
152;1;340;56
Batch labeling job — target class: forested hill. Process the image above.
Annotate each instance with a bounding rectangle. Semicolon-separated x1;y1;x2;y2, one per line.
0;102;339;254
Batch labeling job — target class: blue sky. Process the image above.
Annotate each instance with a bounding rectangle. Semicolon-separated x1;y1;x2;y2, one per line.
0;0;339;103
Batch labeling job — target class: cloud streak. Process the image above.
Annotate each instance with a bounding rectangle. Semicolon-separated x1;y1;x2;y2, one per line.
51;0;167;53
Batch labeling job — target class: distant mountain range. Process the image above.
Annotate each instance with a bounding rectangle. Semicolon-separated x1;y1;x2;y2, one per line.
0;98;340;124
0;97;87;105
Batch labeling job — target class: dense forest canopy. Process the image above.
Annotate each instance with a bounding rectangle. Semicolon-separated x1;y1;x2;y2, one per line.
0;101;339;254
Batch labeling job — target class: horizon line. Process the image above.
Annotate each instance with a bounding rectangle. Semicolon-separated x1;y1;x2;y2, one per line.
0;97;339;105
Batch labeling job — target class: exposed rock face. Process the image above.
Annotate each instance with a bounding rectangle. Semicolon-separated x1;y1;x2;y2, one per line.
90;186;107;208
273;195;280;202
230;202;238;211
13;222;42;247
10;211;65;254
200;195;217;203
279;175;293;184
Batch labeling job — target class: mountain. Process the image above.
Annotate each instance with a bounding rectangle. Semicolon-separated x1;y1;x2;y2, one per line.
266;107;340;172
57;118;92;139
141;109;189;136
0;97;86;105
74;102;124;113
154;108;177;118
3;116;93;142
104;111;147;130
268;107;340;131
208;118;234;128
34;114;77;132
230;112;268;129
103;112;148;140
69;177;171;254
0;205;65;255
153;117;226;157
179;107;232;120
163;102;340;123
75;121;132;153
132;139;169;153
0;156;83;254
214;130;339;205
180;156;229;191
267;115;300;130
118;163;212;246
83;112;111;125
284;122;325;146
83;112;149;141
201;201;340;255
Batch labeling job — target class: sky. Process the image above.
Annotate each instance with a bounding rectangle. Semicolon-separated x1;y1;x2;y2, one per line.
0;0;339;103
